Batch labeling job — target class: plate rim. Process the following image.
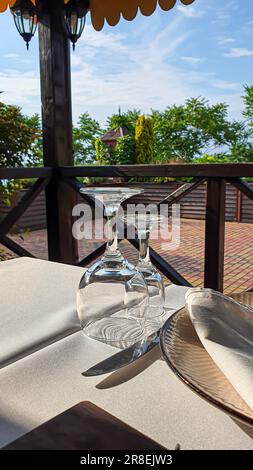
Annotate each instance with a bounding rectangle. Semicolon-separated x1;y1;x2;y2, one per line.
160;308;253;427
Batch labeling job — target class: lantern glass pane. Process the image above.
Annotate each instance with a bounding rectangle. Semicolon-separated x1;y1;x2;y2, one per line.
78;17;85;36
64;3;88;48
13;8;37;35
13;11;23;34
70;13;78;35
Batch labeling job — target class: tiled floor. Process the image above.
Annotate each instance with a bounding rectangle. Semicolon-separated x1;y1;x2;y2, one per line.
1;219;252;294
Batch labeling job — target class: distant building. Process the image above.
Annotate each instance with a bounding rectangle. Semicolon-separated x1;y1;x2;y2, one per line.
101;125;130;151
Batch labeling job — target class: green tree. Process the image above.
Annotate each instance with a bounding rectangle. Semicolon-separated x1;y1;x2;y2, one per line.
135;115;154;164
0;102;42;204
95;135;136;166
0;102;41;167
226;85;253;162
152;98;245;162
114;135;136;165
94;138;108;164
228;142;253;163
193;154;229;164
106;109;141;135
73;112;102;165
243;85;253;126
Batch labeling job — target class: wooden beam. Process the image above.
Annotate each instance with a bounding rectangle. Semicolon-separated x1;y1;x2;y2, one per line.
60;164;253;179
0;235;36;259
1;165;253;181
63;177;97;210
0;168;52;180
236;189;242;223
128;237;192;287
44;173;78;264
78;244;106;268
150;247;192;286
227;177;253;202
204;179;226;292
38;2;78;265
158;178;205;208
0;178;50;237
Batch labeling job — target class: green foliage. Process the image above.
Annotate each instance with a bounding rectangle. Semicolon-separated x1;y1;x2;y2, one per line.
114;135;136;165
71;93;253;166
135;115;154;164
0;180;23;206
229;85;253;161
95;135;136;166
96;110;140;166
151;98;246;163
94;138;108;164
106;109;141;135
0;101;42;203
0;102;41;167
73;112;102;165
243;85;253;125
229;142;253;163
193;154;228;164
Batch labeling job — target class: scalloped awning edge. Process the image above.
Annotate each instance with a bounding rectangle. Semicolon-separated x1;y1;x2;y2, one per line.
0;0;196;30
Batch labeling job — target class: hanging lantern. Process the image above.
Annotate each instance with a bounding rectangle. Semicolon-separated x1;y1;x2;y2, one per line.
11;0;38;50
63;0;90;51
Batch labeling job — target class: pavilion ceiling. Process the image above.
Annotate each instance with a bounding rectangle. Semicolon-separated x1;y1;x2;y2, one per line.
0;0;196;31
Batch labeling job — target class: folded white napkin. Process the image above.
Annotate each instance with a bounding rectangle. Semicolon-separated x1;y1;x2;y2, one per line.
185;288;253;411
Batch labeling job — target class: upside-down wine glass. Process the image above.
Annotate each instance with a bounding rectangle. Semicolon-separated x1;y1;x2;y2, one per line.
125;213;166;331
77;187;149;348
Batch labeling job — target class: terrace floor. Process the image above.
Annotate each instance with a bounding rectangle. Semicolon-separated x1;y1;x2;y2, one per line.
1;219;252;295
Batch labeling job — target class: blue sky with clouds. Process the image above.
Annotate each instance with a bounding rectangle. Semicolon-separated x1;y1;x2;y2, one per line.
0;0;253;125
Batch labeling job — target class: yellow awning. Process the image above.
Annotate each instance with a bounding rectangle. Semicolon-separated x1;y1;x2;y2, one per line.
0;0;196;31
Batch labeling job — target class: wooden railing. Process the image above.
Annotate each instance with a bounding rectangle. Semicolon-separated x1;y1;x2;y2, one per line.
1;164;253;293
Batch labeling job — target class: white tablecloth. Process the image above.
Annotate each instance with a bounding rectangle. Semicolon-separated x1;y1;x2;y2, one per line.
0;258;253;450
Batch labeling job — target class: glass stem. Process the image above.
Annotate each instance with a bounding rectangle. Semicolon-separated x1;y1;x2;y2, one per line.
103;204;123;262
138;229;151;265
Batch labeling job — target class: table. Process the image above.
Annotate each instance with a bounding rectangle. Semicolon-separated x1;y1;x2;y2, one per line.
0;258;253;450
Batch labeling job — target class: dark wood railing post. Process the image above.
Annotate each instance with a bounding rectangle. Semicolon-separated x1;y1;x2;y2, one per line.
38;1;78;264
236;189;242;223
204;179;226;292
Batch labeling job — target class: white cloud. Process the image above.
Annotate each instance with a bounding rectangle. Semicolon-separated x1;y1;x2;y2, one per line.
4;53;20;60
215;1;239;22
0;69;40;109
3;52;34;65
224;47;253;58
216;13;231;21
70;19;199;122
225;1;239;11
177;5;204;18
218;37;235;45
79;27;127;54
181;56;205;65
211;80;240;91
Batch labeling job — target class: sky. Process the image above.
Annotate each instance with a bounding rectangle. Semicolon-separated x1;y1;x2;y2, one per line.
0;0;253;126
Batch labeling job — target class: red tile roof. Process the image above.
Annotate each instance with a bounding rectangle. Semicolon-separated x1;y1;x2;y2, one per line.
101;125;130;142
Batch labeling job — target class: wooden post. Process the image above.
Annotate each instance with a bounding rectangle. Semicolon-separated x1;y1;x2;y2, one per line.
236;189;242;223
38;1;78;264
204;179;226;292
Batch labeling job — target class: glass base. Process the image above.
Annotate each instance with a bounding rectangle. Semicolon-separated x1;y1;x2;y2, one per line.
77;260;148;348
83;313;145;349
146;305;165;320
144;307;167;337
